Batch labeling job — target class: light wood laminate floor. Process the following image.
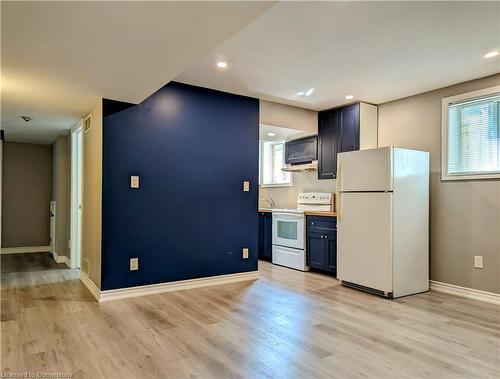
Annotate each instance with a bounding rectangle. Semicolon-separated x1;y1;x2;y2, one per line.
1;253;499;379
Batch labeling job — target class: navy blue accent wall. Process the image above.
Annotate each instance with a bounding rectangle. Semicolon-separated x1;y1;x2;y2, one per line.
101;82;259;290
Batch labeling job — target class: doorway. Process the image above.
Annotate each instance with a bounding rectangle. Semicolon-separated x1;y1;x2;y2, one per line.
70;122;83;269
50;200;56;254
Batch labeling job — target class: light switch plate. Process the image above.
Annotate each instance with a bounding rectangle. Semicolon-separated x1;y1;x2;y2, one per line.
130;258;139;271
242;248;249;259
130;175;140;188
243;181;250;192
474;255;483;269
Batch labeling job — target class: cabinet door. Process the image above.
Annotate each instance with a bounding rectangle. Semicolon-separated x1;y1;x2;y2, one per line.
325;233;337;273
318;111;340;179
307;233;325;269
263;213;273;258
258;213;266;258
340;103;360;153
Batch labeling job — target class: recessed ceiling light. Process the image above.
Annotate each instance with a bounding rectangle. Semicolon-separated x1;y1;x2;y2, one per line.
21;115;32;122
216;61;228;69
296;88;315;97
345;95;354;100
267;132;276;137
483;50;499;59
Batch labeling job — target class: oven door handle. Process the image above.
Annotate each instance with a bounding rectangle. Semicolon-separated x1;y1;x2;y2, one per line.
272;212;303;218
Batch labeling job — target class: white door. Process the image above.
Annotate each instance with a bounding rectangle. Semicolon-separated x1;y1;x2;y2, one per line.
50;201;56;253
70;125;83;269
272;212;304;250
337;192;393;293
337;146;393;192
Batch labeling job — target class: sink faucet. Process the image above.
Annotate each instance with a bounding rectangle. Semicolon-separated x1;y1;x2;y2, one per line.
261;198;276;209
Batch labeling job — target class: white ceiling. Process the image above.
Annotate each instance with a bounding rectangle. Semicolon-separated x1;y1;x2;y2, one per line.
3;2;499;145
260;123;312;142
1;1;275;144
177;1;500;111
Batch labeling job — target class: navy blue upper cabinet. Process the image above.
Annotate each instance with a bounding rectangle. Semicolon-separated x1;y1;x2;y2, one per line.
285;136;318;164
339;103;360;152
318;111;339;179
318;102;377;180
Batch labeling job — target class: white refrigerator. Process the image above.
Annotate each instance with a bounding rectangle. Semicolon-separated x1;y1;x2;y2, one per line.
336;146;429;298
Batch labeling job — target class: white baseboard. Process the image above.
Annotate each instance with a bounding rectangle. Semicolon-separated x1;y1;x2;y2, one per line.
430;280;500;305
90;270;259;303
1;245;51;254
51;250;67;264
80;271;100;301
63;256;71;268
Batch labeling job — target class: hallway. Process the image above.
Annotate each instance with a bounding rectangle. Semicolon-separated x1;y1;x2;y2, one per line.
2;252;71;274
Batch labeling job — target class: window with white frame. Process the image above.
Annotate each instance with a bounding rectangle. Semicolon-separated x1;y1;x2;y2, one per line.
442;86;500;180
260;141;292;186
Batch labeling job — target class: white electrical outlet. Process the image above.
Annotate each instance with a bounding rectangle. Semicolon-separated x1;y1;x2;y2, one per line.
242;248;249;259
243;181;250;192
130;175;140;188
474;255;483;269
130;258;139;271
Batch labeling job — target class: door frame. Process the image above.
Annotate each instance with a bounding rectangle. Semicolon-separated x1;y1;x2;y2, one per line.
70;121;84;269
50;201;56;254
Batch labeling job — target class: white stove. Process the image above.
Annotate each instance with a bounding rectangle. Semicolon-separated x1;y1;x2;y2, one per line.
271;192;333;271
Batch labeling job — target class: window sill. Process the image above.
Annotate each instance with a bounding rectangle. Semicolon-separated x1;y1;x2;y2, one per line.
442;172;500;181
260;183;294;188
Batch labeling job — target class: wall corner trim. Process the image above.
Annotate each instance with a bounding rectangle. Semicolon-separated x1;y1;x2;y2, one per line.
97;271;259;303
430;280;500;305
80;271;101;301
1;245;51;254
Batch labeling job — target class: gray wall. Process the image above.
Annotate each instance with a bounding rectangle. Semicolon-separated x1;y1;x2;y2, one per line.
51;135;70;258
2;142;52;247
378;74;500;294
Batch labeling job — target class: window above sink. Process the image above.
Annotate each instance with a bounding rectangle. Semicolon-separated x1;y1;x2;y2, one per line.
260;140;293;187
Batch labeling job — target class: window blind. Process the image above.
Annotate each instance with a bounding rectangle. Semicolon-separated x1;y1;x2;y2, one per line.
447;93;500;175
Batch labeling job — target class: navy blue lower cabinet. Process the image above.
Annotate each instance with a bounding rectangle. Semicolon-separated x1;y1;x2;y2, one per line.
307;233;325;269
325;233;337;273
258;212;272;260
306;216;337;275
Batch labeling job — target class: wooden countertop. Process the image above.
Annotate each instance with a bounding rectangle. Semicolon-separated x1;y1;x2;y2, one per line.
258;209;336;217
303;210;336;217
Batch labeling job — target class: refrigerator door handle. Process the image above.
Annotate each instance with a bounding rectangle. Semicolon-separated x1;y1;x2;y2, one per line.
337;160;342;193
336;162;342;224
385;149;389;189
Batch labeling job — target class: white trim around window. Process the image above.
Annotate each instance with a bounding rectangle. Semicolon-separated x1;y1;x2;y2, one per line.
259;141;293;188
441;85;500;181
